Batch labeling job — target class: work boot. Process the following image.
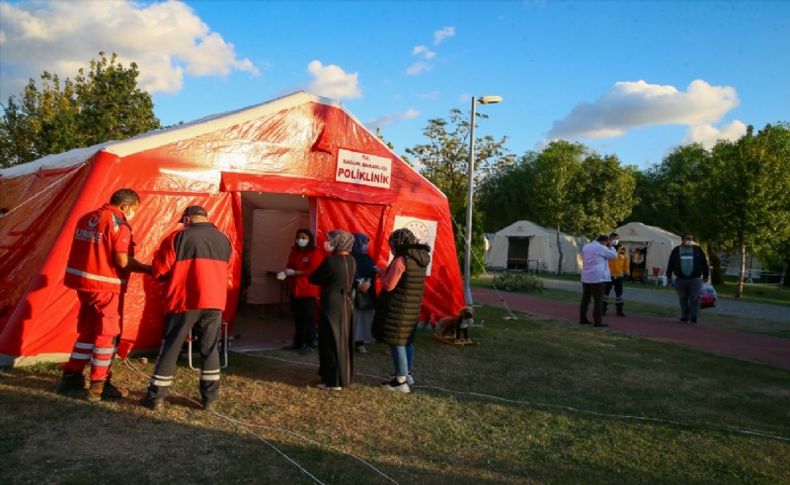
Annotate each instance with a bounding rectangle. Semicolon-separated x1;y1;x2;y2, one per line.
616;305;626;317
139;395;164;411
201;396;216;412
54;372;86;397
101;380;129;401
85;381;106;402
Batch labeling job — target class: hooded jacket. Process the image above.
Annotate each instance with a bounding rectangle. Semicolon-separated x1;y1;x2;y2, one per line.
373;243;431;346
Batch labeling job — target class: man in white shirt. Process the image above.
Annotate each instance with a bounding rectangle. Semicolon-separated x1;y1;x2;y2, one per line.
580;234;617;327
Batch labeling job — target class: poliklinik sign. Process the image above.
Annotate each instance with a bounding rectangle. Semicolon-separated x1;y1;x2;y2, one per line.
335;148;392;189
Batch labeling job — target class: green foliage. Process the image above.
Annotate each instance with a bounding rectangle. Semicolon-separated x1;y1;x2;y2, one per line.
699;123;790;296
0;52;160;168
628;143;709;236
479;140;638;238
491;272;544;292
405;107;513;275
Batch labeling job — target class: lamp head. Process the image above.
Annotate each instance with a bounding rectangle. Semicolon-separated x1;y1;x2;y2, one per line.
477;95;503;105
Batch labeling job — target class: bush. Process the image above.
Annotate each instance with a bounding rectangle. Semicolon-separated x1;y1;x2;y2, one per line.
491;272;544;293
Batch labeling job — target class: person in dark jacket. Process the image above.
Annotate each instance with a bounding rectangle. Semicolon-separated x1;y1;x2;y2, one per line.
309;230;357;391
666;233;710;324
373;228;431;393
351;233;377;353
140;205;232;411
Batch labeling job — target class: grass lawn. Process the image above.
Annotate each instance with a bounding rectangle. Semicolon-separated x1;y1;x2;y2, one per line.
2;306;789;484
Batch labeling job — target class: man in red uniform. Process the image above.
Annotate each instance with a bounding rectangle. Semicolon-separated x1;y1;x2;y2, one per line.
140;205;232;411
55;188;152;401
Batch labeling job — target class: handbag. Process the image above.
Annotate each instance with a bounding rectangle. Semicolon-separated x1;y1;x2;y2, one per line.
700;283;717;309
354;288;375;310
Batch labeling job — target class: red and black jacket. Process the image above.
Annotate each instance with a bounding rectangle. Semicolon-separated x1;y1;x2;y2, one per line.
153;222;232;314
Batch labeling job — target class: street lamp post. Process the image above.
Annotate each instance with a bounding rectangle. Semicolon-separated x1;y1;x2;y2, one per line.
464;95;502;306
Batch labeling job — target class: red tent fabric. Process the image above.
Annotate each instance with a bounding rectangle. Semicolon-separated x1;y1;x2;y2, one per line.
0;92;464;366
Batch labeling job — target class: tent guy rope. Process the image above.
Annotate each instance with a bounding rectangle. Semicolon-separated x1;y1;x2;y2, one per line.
0;164;86;219
122;358;399;485
241;352;790;444
448;213;519;320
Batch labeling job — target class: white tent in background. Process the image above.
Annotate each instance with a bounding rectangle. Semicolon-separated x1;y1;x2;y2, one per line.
485;220;587;274
615;222;681;279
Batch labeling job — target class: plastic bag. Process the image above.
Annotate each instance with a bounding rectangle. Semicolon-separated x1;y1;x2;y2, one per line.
700;283;717;309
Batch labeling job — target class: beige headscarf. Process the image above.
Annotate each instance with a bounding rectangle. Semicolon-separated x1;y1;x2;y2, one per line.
327;230;355;252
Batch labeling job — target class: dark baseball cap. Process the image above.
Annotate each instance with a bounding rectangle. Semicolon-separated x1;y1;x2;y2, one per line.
182;205;208;219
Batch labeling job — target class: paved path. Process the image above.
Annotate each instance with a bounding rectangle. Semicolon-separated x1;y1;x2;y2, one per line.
540;278;789;323
472;287;790;370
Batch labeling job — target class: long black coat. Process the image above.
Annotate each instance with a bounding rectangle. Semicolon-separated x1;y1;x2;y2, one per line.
309;254;356;387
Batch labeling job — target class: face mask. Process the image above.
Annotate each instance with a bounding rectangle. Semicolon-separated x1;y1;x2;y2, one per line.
296;238;309;248
323;241;334;253
125;209;136;221
684;240;693;247
612;239;619;246
359;244;368;252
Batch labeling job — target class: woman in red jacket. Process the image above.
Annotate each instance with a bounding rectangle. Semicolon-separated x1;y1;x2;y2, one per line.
278;229;323;354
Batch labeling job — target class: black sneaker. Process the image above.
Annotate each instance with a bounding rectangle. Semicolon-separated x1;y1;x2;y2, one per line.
689;318;697;324
616;312;626;317
139;395;164;411
680;317;689;323
593;322;609;327
579;320;592;325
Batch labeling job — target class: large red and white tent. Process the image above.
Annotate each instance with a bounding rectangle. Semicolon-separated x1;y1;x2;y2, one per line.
0;92;464;366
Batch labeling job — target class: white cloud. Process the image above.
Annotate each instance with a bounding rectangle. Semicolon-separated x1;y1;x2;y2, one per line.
683;120;747;149
412;45;437;60
406;61;432;76
406;26;454;76
306;60;361;100
433;26;455;46
548;79;740;139
0;0;258;97
367;108;420;130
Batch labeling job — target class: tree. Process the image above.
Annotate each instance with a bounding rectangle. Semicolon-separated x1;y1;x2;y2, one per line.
628;144;709;236
478;140;638;273
528;140;586;273
701;123;790;297
568;153;638;236
374;127;395;151
405;108;512;274
477;151;536;232
0;52;160;168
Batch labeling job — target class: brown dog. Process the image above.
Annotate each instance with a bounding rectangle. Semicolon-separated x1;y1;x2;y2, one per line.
439;307;474;341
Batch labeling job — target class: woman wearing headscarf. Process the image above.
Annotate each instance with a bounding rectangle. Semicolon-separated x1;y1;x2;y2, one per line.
309;230;356;390
373;228;431;393
277;229;322;354
351;233;377;353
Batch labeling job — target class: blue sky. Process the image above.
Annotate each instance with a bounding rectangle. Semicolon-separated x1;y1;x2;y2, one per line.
1;0;788;168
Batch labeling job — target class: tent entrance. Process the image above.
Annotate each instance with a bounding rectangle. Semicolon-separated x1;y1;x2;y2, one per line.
240;192;313;307
507;236;530;270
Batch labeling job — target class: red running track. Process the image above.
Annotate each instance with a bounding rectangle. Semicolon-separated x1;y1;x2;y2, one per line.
472;287;790;370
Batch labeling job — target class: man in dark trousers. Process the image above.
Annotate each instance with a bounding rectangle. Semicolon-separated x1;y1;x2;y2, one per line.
579;234;617;327
140;205;232;411
666;233;710;324
55;188;152;401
